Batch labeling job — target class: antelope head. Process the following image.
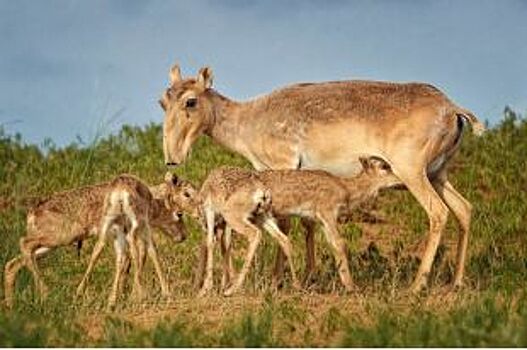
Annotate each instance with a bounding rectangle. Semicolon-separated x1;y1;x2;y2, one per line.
160;64;214;166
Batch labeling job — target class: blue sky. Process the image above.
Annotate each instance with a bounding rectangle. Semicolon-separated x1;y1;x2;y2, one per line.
1;0;526;146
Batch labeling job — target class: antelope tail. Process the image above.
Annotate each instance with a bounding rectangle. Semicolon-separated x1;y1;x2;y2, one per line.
456;108;485;136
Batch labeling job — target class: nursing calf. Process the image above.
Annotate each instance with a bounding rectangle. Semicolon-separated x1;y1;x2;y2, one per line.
194;159;399;295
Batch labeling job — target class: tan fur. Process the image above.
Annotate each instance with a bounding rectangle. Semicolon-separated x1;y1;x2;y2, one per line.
161;65;485;292
197;167;300;297
198;159;399;292
4;173;189;308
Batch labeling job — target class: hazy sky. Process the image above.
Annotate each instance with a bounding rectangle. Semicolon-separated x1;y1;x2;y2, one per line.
1;0;526;146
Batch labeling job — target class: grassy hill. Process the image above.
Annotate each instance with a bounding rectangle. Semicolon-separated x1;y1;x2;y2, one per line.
0;108;526;346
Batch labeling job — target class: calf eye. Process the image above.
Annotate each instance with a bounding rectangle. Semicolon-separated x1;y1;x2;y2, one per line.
185;98;197;108
183;191;191;198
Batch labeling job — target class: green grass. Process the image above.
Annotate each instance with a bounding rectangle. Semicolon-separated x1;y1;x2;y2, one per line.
0;108;526;346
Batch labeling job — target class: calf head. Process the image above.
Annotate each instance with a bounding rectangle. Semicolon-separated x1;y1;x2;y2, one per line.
162;172;201;219
359;157;401;188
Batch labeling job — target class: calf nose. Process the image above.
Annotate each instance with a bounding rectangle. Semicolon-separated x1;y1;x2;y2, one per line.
166;161;179;167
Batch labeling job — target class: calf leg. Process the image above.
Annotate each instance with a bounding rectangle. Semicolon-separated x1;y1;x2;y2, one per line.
223;215;262;297
4;256;25;307
125;222;145;300
198;206;216;296
76;217;113;296
4;247;51;307
319;214;353;291
108;232;127;309
263;216;300;290
272;218;316;287
20;238;49;298
220;225;234;290
271;217;291;288
302;219;317;280
144;224;170;297
194;239;208;290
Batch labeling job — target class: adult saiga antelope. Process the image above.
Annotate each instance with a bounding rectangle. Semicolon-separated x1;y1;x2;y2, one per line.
160;65;484;293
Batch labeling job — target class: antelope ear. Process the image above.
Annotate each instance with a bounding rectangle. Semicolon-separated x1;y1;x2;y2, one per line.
197;66;213;89
158;99;167;111
169;64;182;84
159;89;171;110
165;172;178;185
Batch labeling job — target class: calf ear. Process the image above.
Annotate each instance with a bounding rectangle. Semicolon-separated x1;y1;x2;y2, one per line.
358;157;369;169
169;64;182;84
165;172;179;186
197;66;213;89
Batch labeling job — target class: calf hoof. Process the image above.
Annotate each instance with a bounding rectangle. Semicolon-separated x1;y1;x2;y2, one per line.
197;287;212;298
106;302;117;312
75;283;86;297
39;285;50;299
161;289;171;298
131;289;147;303
291;280;302;291
223;285;239;297
342;283;358;295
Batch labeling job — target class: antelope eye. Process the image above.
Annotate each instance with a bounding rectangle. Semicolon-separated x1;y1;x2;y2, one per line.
183;191;191;198
185;98;197;108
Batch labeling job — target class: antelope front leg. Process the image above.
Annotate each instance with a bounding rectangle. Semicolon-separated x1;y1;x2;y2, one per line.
396;169;449;293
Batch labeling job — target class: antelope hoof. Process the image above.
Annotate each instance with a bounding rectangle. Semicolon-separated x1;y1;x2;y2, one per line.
446;281;464;294
407;279;428;295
